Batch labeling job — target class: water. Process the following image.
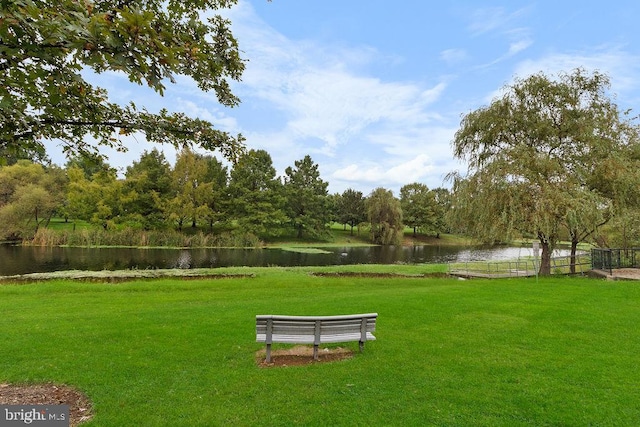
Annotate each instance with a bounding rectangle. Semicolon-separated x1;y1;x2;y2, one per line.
0;244;574;276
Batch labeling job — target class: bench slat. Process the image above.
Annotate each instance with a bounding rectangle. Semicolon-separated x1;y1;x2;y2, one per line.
257;313;377;322
256;323;375;334
256;332;376;344
256;319;376;328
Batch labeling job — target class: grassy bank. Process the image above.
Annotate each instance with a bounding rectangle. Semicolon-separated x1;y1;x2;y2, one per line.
26;221;473;249
1;270;639;425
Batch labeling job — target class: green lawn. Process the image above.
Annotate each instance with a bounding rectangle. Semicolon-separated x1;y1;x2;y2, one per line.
45;217;93;231
1;269;639;426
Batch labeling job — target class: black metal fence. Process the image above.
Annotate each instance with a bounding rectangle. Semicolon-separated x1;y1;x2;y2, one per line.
591;248;640;274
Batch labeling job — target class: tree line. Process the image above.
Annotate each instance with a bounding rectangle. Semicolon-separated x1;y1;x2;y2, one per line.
3;68;640;278
0;149;451;245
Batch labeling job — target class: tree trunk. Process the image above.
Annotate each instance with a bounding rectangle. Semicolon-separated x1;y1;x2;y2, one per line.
570;233;579;274
539;240;552;276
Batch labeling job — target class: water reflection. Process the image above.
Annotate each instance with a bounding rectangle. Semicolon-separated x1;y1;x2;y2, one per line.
0;244;576;276
454;247;572;263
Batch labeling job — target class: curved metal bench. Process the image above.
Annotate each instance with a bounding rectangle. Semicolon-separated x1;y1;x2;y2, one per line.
256;313;378;362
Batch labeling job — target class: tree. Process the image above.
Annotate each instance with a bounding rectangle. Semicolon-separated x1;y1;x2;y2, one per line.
431;187;452;238
0;161;66;239
227;149;287;238
588;140;640;249
450;69;640;275
0;184;55;239
1;0;246;162
283;155;330;239
167;148;212;230
606;207;640;248
336;189;367;235
89;167;123;229
64;166;96;225
202;155;229;232
64;157;123;229
367;188;403;245
65;153;114;180
122;149;173;229
400;183;436;237
0;160;47;205
0;143;48;167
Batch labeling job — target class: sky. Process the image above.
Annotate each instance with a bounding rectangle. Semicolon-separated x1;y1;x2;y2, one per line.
46;0;640;196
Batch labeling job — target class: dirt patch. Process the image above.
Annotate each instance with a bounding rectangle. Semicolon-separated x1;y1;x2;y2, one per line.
0;270;254;284
256;345;353;367
0;383;93;426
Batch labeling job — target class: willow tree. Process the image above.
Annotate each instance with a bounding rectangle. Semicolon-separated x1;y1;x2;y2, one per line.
367;187;403;245
450;69;639;275
1;0;246;163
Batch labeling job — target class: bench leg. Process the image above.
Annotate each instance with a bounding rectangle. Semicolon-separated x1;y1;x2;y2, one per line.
266;343;272;363
313;344;319;361
359;341;364;353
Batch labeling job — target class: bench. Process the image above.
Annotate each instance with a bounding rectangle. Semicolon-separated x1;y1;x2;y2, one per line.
256;313;378;362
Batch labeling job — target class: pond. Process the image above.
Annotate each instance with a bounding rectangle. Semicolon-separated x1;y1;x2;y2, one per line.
0;244;574;276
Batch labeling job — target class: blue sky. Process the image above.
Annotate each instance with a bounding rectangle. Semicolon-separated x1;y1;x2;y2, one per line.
48;0;640;195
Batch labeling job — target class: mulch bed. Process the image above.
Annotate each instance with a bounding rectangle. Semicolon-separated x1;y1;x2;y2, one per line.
0;271;255;284
256;345;354;367
0;383;93;426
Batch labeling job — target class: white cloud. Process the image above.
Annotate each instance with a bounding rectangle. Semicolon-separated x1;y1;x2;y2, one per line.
331;154;435;194
467;7;509;35
225;2;454;174
467;7;530;36
508;39;533;56
512;46;640;96
174;99;239;133
440;48;468;65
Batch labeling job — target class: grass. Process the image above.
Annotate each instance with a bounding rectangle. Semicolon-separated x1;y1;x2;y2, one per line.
44;218;90;231
2;269;639;425
268;224;475;249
